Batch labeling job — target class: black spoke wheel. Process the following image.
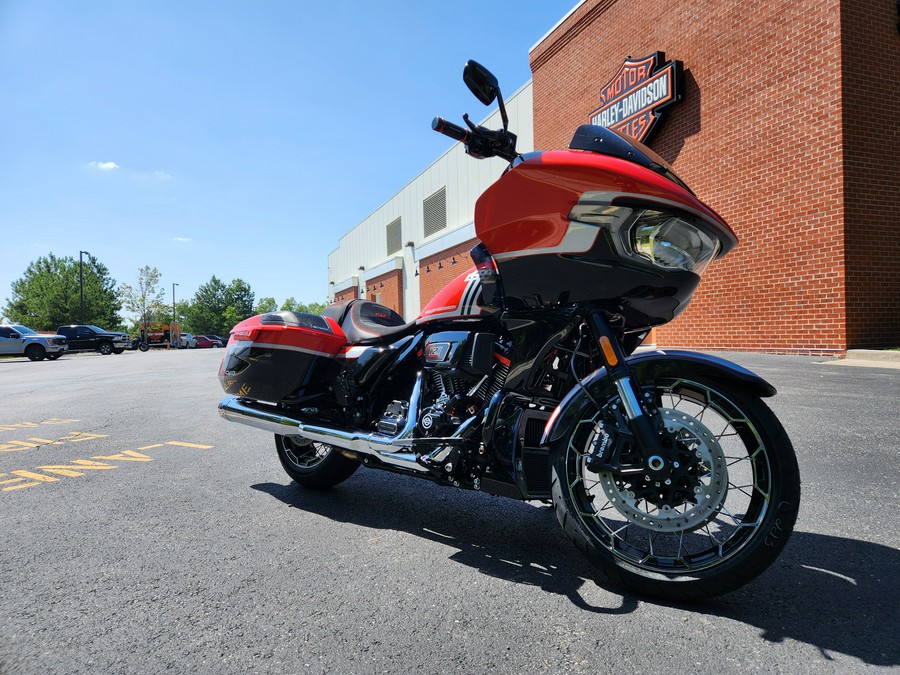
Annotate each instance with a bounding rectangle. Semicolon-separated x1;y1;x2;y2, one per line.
551;371;800;601
275;434;360;489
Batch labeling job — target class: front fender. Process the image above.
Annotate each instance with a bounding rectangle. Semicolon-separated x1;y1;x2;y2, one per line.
542;350;776;446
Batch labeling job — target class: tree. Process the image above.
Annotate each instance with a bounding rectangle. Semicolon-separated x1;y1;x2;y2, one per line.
224;279;254;321
119;266;166;335
187;276;256;336
255;296;277;313
282;297;327;315
4;253;121;330
186;276;227;335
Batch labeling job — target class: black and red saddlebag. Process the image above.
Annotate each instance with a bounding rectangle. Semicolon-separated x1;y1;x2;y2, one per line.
218;311;346;403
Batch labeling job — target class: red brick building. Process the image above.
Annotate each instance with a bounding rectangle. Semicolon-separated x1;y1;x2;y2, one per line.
530;0;899;353
330;0;898;354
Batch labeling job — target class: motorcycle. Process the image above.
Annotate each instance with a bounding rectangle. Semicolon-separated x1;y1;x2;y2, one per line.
217;61;800;600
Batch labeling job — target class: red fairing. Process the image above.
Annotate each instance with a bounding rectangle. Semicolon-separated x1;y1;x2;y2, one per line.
416;267;483;324
474;150;734;256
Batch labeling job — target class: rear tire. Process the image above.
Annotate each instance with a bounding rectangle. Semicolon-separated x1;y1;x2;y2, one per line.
551;371;800;601
25;344;46;361
139;343;150;352
275;435;359;489
98;342;113;355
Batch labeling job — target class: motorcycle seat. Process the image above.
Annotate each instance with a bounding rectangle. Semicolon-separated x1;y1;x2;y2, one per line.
323;299;415;345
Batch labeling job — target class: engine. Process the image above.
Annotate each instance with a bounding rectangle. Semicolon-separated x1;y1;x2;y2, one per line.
417;331;508;438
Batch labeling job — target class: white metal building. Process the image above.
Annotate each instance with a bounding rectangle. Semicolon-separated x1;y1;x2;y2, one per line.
327;81;533;318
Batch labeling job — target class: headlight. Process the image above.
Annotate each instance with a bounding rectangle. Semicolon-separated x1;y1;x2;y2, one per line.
630;210;720;274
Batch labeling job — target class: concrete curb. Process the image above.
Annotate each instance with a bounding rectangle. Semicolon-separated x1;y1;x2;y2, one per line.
845;349;900;363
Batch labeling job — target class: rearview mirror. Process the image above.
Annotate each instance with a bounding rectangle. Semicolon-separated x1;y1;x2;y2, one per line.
463;60;499;106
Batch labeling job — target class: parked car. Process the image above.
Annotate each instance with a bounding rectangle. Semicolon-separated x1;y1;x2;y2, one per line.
0;325;68;361
194;335;220;349
205;335;227;347
179;333;198;349
56;325;131;355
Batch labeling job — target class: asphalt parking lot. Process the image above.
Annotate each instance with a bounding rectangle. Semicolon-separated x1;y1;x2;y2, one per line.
1;348;898;673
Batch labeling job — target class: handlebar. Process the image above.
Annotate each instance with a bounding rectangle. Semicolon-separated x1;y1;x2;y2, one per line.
431;115;518;163
432;117;470;143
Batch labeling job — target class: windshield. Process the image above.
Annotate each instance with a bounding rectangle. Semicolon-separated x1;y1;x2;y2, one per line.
569;124;693;193
86;325;108;333
11;325;36;334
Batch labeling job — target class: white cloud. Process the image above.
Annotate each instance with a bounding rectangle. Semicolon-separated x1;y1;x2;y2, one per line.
155;171;173;181
88;161;120;171
174;237;192;243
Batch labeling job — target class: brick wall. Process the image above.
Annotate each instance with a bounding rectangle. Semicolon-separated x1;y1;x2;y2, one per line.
418;240;478;309
531;0;856;354
333;287;358;303
364;269;404;317
841;0;900;348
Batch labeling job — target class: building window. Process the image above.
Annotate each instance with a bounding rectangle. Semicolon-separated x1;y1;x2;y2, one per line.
386;217;402;256
423;187;447;238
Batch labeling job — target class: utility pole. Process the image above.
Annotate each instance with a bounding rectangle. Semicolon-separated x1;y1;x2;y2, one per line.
79;250;90;323
172;282;178;346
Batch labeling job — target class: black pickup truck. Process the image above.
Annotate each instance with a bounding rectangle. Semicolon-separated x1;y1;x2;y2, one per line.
56;325;131;355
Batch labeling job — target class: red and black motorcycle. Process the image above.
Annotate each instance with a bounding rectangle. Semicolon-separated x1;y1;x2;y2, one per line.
218;61;800;600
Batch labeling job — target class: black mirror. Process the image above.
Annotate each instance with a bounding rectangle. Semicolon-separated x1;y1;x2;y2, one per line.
464;60;499;106
9;332;20;339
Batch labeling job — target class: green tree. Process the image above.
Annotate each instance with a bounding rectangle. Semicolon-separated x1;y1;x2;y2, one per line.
186;276;256;336
282;298;327;315
186;275;227;335
255;296;277;313
297;301;327;315
4;253;121;330
119;266;166;335
224;279;254;321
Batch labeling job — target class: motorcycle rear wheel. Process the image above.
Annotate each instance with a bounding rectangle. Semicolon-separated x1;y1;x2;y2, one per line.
274;434;359;489
551;372;800;601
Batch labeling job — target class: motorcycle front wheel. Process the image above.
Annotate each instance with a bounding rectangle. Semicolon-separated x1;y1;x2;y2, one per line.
275;434;360;489
551;371;800;601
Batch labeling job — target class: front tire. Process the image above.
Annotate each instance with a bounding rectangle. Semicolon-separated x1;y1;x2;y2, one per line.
25;344;46;361
275;435;359;489
551;371;800;601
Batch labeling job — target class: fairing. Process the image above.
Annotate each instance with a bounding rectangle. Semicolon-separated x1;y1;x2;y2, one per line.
471;148;736;326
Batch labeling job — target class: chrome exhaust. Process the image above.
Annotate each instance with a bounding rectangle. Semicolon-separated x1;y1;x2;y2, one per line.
218;373;430;474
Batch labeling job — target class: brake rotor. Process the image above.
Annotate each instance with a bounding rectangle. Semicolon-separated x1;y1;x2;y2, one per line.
592;409;729;533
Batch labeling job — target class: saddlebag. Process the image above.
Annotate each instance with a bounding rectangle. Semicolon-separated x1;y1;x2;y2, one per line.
218;311;346;404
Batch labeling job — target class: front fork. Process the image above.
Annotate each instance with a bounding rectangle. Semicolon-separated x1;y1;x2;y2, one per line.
585;313;670;478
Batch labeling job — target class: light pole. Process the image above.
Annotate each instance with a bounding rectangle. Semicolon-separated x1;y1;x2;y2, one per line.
172;283;178;346
79;250;90;323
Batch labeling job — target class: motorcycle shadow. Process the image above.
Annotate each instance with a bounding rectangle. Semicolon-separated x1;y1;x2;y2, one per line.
252;473;899;667
252;471;639;616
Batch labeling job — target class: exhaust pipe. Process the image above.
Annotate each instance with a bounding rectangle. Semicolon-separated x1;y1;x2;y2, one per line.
217;374;430;474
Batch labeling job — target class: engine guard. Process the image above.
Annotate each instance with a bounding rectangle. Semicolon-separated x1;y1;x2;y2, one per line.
541;349;776;446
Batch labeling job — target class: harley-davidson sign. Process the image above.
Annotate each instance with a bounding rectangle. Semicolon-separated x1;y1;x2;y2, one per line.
589;52;682;143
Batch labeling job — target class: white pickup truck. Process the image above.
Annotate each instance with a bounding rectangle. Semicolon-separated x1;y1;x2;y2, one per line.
0;324;68;361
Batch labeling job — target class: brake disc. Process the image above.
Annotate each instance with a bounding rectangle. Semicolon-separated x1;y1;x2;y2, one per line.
593;409;729;533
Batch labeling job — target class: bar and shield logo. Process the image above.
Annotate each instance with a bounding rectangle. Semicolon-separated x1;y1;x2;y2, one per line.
589;52;682;143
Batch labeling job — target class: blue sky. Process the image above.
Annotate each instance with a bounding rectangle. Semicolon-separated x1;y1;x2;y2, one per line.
1;1;575;315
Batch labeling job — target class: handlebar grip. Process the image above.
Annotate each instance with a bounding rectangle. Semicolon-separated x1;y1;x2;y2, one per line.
432;117;469;143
